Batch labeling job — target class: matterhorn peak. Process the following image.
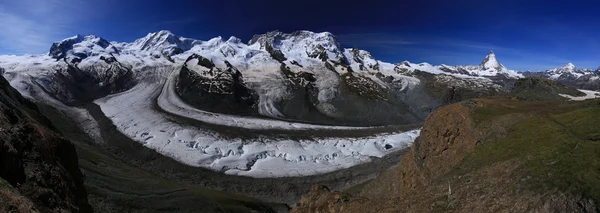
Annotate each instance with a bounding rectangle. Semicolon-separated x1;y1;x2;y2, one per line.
480;50;503;71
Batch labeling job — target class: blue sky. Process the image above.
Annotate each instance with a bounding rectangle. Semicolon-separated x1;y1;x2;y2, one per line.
1;0;599;71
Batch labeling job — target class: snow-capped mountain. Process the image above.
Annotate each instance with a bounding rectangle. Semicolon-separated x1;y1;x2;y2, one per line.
0;30;513;120
49;34;120;62
521;63;600;90
480;50;504;70
0;30;518;178
125;30;202;56
249;31;344;64
546;63;595;79
395;51;523;79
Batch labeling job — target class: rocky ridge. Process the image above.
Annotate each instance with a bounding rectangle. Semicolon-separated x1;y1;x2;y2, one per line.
0;75;92;212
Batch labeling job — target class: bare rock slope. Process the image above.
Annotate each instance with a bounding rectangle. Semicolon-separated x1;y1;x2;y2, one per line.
0;76;92;212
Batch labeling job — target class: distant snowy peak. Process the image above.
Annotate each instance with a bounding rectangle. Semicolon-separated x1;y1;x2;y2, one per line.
127;30;201;56
395;51;523;79
480;51;505;71
549;63;577;74
248;30;345;63
49;34;119;61
545;63;597;80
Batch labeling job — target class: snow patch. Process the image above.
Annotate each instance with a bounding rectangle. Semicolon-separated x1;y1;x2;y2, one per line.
559;89;600;101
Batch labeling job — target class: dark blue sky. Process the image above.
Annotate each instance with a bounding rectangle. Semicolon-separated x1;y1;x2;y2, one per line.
1;0;599;70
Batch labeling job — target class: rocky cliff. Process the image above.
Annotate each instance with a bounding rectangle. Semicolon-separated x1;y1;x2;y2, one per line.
0;76;92;212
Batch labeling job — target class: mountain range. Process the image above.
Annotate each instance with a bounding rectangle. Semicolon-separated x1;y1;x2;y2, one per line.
2;30;600;212
4;30;597;103
0;30;519;126
1;30;599;175
1;30;598;175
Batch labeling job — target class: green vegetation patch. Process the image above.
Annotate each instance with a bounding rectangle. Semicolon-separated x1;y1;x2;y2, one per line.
458;98;600;203
344;180;372;195
0;177;11;189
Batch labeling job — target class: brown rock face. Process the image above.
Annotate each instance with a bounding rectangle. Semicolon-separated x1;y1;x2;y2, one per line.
360;103;478;200
0;191;39;213
0;76;92;212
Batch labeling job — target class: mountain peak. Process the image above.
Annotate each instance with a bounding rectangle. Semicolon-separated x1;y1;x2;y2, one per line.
226;36;241;43
479;50;503;71
49;34;115;60
565;62;576;70
155;30;174;36
546;62;580;79
552;63;576;73
130;30;200;56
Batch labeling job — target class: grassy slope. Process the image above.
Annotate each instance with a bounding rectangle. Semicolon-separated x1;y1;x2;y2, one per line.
460;98;600;203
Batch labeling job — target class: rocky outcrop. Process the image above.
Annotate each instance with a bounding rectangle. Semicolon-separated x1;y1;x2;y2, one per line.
48;60;136;105
0;76;92;212
175;54;258;115
361;102;478;199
